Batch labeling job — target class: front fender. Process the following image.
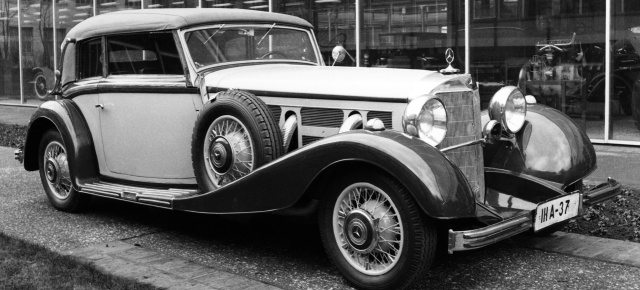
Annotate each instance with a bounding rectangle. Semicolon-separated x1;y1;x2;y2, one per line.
173;130;476;219
23;100;98;188
482;104;596;189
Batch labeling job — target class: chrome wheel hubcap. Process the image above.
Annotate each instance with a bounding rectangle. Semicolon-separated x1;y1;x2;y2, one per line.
204;115;254;188
344;209;378;254
43;141;71;200
333;183;403;275
209;137;233;174
45;158;60;184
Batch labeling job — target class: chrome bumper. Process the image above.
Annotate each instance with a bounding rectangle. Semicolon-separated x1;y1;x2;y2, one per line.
14;148;23;163
583;177;621;206
448;213;532;253
448;178;622;253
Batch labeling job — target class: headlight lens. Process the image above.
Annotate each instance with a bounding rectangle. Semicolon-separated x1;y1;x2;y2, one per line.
489;86;526;134
403;97;448;146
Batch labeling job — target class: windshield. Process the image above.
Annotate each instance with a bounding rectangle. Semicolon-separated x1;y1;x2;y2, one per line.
183;24;319;69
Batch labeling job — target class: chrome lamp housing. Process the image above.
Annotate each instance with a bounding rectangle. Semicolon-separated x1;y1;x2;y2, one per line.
488;86;527;135
402;96;448;147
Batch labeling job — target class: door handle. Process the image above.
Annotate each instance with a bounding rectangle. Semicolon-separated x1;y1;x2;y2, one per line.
95;103;104;109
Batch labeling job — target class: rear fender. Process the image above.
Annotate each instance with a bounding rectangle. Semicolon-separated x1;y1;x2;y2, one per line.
23;100;98;188
173;130;476;219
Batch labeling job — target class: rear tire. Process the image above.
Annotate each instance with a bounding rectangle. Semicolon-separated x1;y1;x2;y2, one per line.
318;170;436;290
191;90;283;191
38;130;87;212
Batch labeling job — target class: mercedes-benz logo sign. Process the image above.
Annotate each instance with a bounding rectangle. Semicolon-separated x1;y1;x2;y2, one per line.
445;48;455;65
353;227;361;238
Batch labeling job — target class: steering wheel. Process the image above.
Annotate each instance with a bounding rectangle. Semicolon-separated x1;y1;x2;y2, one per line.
258;51;288;59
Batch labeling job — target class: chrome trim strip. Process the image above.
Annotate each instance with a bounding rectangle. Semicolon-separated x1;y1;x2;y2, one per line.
440;139;485;153
282;114;297;153
209;87;408;103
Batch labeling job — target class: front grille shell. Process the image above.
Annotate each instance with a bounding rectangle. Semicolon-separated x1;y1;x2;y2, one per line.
437;90;485;201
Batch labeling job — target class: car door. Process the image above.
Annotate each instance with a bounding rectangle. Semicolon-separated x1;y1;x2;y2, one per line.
67;37;105;168
97;32;200;184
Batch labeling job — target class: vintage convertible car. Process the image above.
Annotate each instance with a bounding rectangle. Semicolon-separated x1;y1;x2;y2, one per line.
15;9;622;290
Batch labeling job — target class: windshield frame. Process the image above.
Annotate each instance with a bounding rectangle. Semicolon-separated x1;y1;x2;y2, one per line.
178;23;322;72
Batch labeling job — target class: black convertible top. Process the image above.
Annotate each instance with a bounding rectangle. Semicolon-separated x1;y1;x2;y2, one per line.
66;8;313;41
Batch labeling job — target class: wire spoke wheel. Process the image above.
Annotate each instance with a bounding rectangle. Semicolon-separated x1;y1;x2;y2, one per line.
43;140;72;200
192;90;283;192
333;183;403;275
203;115;255;188
38;130;87;212
319;171;437;290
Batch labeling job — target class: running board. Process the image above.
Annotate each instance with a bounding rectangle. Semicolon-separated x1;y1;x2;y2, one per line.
80;181;199;208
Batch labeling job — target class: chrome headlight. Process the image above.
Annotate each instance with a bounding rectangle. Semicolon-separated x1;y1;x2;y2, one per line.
488;86;526;134
402;96;448;146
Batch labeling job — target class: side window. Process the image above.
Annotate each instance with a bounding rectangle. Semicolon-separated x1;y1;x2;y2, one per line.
78;38;103;79
106;32;183;75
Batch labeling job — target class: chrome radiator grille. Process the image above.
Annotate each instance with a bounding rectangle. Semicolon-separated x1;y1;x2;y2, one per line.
301;107;343;127
436;90;485;200
367;111;393;128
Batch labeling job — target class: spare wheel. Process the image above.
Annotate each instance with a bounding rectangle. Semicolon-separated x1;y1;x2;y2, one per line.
191;90;283;191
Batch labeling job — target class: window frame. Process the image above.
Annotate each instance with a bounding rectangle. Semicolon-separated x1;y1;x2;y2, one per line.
178;23;322;72
75;36;105;81
104;31;185;76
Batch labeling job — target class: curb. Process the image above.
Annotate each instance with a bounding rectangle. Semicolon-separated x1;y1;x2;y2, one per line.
513;232;640;268
63;241;283;290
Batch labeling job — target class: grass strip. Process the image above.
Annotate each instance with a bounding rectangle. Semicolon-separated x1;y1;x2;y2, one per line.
566;187;640;242
0;123;27;149
0;232;158;290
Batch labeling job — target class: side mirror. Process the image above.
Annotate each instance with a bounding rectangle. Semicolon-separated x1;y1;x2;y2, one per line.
49;70;62;96
331;45;355;66
525;95;537;104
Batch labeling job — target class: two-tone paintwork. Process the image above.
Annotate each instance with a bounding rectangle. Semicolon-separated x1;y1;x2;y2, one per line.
22;8;599;223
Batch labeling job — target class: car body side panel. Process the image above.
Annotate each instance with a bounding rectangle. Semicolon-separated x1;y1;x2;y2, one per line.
23;100;99;188
173;130;477;219
482;104;597;189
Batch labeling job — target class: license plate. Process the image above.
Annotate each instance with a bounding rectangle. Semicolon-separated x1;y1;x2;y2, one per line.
533;193;580;232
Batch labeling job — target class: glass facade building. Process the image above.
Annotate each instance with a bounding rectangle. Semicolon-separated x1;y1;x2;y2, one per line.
1;0;638;146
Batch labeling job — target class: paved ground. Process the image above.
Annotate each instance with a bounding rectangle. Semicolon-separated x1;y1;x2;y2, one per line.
2;146;640;290
590;144;640;187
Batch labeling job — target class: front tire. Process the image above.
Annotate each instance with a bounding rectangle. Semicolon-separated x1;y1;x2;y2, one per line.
38;130;87;212
318;170;437;290
191;90;283;191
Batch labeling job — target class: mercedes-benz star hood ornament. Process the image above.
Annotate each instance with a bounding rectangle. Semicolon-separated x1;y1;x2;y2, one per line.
440;48;460;74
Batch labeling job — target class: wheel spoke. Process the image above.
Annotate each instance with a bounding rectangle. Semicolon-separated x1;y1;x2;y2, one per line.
379;222;400;232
